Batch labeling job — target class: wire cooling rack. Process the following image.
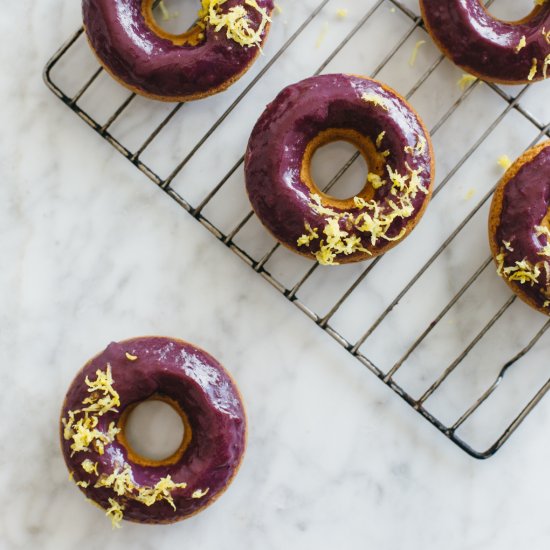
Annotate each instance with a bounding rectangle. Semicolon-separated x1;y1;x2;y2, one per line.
44;0;550;458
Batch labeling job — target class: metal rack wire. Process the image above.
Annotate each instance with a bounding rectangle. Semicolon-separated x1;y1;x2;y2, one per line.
44;0;550;458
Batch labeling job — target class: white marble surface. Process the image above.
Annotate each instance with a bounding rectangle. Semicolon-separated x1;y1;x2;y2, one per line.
3;0;550;548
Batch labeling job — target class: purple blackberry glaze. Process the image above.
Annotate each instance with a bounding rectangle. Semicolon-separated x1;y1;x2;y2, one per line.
493;143;550;310
420;0;550;84
244;74;433;262
60;337;246;524
82;0;274;100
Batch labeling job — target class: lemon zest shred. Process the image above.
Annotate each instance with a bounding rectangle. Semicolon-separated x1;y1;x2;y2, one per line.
515;35;527;53
498;155;512;170
543;54;550;79
199;0;271;50
192;488;210;499
367;173;386;189
106;498;125;529
542;27;550;45
528;58;538;80
62;365;121;456
81;459;99;475
503;240;514;252
457;74;477;90
297;223;319;247
361;93;391;111
376;131;386;148
316;22;329;48
404;135;427;156
409;40;426;67
125;352;138;361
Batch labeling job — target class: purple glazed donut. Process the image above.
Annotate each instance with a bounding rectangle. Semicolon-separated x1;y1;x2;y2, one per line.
60;337;246;526
420;0;550;84
489;142;550;315
245;74;434;266
82;0;274;101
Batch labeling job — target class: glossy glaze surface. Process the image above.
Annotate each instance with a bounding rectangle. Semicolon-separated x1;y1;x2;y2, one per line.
60;337;246;524
421;0;550;83
245;74;433;263
82;0;274;100
492;143;550;310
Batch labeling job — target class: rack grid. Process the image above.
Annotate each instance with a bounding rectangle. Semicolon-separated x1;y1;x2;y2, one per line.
44;0;550;458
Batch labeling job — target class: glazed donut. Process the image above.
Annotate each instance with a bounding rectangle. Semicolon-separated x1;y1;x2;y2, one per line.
489;142;550;315
60;337;246;526
82;0;274;101
420;0;550;84
244;74;434;266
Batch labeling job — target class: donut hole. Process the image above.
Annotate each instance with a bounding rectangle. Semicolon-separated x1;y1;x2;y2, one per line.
148;0;203;41
123;399;187;463
483;0;534;22
310;140;369;200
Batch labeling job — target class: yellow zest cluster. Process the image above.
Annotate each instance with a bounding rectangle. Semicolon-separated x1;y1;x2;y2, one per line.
106;498;125;529
496;244;549;287
95;467;193;525
82;365;121;415
457;73;477;90
62;365;121;456
298;162;427;265
63;364;210;528
81;459;99;475
199;0;271;49
135;475;188;510
404;135;426;156
361;92;391;111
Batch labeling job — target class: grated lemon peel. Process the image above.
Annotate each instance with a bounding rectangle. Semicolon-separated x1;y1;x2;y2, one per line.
528;58;538;80
62;364;121;457
298;162;427;265
106;498;125;529
496;242;550;289
361;92;391;111
63;364;206;527
408;40;426;67
457;74;477;90
498;155;512;170
515;35;527;53
198;0;271;49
